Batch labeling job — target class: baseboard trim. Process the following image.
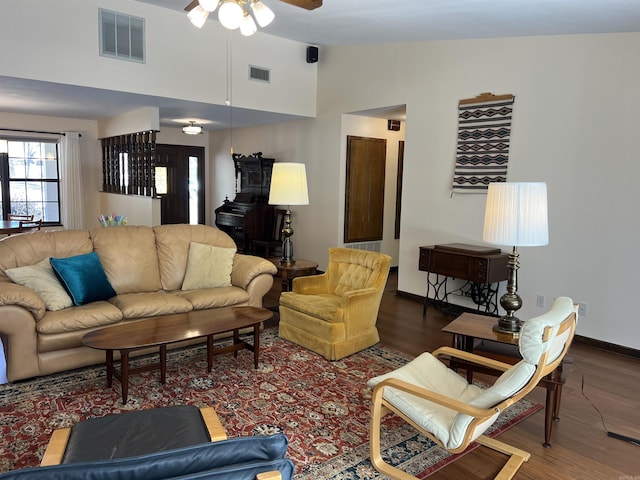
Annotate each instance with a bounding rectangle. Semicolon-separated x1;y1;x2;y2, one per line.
395;289;422;302
573;335;640;359
396;290;640;359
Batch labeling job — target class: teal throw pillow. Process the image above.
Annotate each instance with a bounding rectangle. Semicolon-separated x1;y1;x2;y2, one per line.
50;252;116;306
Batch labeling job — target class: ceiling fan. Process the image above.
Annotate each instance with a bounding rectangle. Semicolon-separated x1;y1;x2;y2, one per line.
184;0;322;14
185;0;321;34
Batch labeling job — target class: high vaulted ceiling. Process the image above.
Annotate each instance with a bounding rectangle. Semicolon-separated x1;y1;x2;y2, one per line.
143;0;640;46
2;0;639;130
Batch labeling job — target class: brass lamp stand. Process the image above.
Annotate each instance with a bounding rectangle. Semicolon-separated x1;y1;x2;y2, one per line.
495;246;523;334
281;209;294;264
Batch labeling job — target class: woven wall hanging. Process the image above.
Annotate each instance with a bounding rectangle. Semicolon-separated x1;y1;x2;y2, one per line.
452;92;515;193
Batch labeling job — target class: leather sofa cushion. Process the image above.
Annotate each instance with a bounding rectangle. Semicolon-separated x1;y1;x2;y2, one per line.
153;224;237;292
109;292;193;318
0;230;93;281
63;405;210;463
175;287;249;310
90;226;162;294
36;302;123;334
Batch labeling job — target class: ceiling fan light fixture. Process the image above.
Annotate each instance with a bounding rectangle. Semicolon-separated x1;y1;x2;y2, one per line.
187;5;209;28
198;0;219;12
218;0;244;30
250;1;275;27
182;121;203;135
240;12;258;36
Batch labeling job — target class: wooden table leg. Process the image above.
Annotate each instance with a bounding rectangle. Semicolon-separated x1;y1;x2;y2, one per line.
120;350;129;404
253;323;260;368
233;329;239;358
105;350;113;387
544;381;557;448
207;334;213;372
160;345;167;384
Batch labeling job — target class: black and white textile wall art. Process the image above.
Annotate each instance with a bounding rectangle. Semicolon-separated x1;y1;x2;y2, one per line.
452;92;515;193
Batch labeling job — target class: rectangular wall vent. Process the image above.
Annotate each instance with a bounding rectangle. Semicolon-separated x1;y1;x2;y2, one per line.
345;241;381;253
99;8;145;63
249;65;271;83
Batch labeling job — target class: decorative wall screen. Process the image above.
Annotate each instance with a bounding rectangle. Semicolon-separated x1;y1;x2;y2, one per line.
452;92;515;193
101;131;157;196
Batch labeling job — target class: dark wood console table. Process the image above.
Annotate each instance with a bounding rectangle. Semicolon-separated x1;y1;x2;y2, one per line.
419;243;509;316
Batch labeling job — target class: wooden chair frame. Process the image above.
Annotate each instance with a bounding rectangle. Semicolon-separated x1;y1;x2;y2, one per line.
370;311;576;480
41;406;281;480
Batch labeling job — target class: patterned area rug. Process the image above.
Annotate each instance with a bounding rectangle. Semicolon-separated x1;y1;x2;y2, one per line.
0;329;541;477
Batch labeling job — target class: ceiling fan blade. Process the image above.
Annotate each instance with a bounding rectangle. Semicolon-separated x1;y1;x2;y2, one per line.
184;0;199;12
279;0;322;10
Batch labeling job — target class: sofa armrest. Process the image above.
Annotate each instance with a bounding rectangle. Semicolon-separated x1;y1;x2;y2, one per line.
0;304;40;381
291;273;328;295
231;255;278;289
0;282;46;320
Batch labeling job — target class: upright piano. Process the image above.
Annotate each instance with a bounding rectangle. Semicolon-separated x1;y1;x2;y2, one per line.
214;153;275;253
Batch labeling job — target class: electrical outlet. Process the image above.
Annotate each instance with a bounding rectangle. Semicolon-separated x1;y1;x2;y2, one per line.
578;303;587;316
536;294;545;308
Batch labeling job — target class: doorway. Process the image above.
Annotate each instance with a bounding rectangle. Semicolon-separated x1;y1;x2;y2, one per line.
155;145;205;225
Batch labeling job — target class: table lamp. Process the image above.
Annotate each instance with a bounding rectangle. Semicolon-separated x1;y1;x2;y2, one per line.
268;163;309;264
483;182;548;335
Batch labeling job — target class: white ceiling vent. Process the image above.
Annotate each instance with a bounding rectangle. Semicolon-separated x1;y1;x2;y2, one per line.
249;65;271;83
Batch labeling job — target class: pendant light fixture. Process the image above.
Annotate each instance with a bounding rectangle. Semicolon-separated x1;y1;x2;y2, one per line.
186;0;274;36
182;121;203;135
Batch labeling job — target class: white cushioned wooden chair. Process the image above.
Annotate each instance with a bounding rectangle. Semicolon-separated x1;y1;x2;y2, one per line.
368;297;577;480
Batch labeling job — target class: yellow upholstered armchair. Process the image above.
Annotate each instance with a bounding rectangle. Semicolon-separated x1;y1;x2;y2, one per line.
278;247;391;360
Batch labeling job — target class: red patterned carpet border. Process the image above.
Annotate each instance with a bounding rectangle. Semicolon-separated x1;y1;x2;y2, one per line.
0;329;541;477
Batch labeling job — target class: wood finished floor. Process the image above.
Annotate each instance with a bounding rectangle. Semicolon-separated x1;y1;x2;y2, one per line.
265;270;640;480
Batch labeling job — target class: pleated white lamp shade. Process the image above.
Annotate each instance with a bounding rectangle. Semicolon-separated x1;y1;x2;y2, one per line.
483;182;548;247
268;163;309;206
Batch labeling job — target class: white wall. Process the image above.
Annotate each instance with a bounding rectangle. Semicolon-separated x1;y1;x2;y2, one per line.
99;192;160;227
209;33;640;350
330;33;640;349
0;0;316;118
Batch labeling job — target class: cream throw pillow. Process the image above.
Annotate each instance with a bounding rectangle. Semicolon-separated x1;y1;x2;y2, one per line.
181;242;236;290
6;258;74;311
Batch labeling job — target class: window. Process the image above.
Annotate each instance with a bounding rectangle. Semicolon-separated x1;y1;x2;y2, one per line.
0;138;61;223
99;8;145;63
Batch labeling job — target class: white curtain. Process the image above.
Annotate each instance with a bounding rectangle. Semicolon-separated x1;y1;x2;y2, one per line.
59;132;84;229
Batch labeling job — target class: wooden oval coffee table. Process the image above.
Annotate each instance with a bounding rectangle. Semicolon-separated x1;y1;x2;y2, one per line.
82;306;272;403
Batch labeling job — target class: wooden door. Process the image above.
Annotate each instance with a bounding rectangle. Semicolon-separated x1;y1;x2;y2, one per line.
344;136;386;243
155;145;205;225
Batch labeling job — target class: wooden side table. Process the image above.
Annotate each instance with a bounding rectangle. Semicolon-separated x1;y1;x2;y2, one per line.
442;312;565;447
268;258;318;292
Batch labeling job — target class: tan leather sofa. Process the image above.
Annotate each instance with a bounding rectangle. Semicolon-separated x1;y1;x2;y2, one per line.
0;224;277;382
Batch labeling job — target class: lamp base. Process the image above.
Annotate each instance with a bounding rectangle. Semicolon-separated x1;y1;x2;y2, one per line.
493;316;521;336
280;210;295;264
